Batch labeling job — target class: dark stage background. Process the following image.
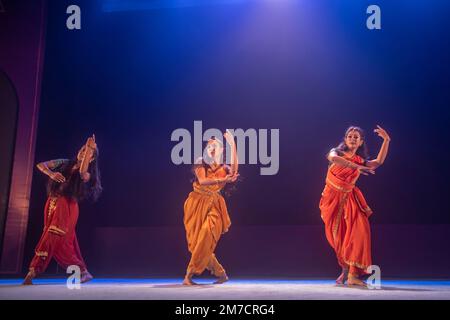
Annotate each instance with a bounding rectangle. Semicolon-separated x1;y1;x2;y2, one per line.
23;0;450;278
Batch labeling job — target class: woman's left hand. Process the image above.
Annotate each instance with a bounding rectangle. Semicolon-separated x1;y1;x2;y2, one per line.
81;172;91;183
86;134;97;150
374;125;390;141
223;130;235;146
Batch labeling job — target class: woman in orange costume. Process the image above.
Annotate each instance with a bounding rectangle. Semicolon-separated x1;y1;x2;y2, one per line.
23;135;102;285
183;131;239;285
320;125;390;286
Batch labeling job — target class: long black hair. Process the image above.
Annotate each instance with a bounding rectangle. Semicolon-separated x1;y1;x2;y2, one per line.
333;126;369;160
47;148;102;201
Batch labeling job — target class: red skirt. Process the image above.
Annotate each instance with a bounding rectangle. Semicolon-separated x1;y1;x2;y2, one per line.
29;196;87;274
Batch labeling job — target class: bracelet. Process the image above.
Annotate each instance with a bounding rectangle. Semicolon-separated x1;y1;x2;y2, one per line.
347;161;357;169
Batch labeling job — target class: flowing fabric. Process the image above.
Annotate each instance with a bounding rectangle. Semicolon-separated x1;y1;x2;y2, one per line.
319;154;373;275
29;196;87;274
184;165;231;276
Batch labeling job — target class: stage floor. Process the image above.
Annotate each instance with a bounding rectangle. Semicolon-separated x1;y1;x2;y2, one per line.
1;278;450;300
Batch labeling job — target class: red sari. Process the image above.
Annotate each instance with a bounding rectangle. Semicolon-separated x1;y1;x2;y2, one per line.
29;196;87;274
319;154;373;276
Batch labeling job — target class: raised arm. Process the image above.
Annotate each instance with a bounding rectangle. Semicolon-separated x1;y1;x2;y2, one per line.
36;159;68;182
327;150;375;176
366;125;391;169
79;134;96;182
224;130;238;175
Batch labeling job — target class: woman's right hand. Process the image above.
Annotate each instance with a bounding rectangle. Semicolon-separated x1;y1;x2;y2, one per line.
357;165;375;176
223;173;239;183
49;172;66;183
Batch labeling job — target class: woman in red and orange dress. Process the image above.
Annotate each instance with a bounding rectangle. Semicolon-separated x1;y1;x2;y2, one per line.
23;135;102;285
320;126;390;286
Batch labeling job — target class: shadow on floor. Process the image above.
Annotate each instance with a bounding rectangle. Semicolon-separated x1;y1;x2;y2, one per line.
150;283;216;289
336;284;433;292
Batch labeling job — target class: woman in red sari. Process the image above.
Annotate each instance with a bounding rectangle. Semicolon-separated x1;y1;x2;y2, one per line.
320;125;390;286
23;135;102;285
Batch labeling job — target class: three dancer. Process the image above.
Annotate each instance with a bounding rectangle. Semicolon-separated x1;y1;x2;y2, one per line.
22;125;390;288
319;125;390;286
183;131;239;285
23;135;102;285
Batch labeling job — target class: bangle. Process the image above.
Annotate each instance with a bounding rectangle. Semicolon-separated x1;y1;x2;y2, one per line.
347;161;357;169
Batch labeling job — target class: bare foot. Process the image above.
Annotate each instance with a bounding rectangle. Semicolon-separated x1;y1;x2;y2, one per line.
80;271;94;283
336;269;349;285
22;270;35;285
182;274;197;286
213;273;229;284
347;274;367;287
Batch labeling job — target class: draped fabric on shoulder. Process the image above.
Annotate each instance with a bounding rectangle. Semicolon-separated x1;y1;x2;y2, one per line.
184;163;231;277
319;154;373;275
29;196;87;274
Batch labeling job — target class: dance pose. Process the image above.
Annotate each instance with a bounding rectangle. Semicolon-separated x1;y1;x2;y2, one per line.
183;131;239;285
23;135;102;285
319;125;390;286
